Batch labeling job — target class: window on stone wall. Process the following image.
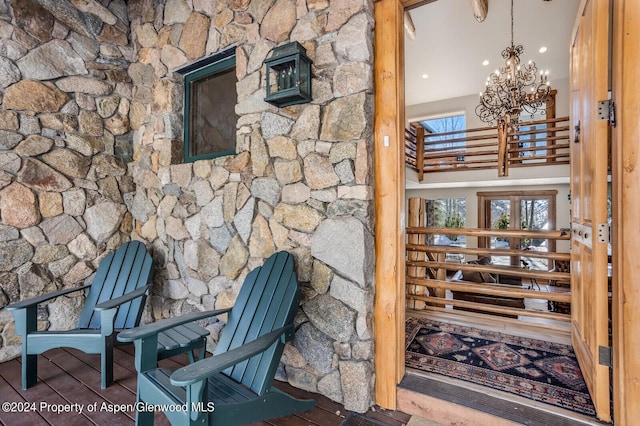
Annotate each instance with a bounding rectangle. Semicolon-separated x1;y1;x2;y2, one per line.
178;48;238;163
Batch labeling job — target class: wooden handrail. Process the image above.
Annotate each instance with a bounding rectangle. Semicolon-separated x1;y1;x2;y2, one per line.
406;244;572;261
510;144;570;154
406;294;571;322
424;141;498;153
406;277;571;303
407;226;571;239
512;116;569;127
406;116;570;176
423;133;497;145
420;124;498;137
421;148;497;161
514;125;570;137
509;153;570;162
511;160;570;168
405;204;573;323
406;260;571;281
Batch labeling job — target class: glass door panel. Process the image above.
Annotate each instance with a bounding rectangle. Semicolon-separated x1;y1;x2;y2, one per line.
520;198;550;270
488;199;510;265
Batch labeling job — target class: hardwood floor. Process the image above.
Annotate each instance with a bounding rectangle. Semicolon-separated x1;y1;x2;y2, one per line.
399;372;607;426
0;346;410;426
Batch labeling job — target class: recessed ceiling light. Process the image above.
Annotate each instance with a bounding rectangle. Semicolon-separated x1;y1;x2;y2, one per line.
539;46;548;53
482;60;490;66
421;74;429;79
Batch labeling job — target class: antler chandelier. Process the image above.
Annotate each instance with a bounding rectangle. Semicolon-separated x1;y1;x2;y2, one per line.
475;0;553;125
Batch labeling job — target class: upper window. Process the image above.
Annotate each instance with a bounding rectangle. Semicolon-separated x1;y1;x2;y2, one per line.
419;113;466;151
180;50;238;163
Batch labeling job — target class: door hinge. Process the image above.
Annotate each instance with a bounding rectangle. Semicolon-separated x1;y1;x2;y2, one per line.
597;100;610;120
599;345;612;367
609;100;616;127
597;99;617;127
596;222;611;244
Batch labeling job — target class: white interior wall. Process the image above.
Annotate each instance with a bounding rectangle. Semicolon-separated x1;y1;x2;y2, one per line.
404;77;571;188
405;77;571;127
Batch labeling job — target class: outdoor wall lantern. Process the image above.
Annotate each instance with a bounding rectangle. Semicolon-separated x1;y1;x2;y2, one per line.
264;42;312;107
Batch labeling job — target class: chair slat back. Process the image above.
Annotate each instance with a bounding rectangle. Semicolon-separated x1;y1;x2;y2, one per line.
78;241;153;330
214;251;300;396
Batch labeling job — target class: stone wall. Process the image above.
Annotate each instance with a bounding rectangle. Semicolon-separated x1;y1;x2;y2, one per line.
0;0;135;361
0;0;377;412
127;0;375;412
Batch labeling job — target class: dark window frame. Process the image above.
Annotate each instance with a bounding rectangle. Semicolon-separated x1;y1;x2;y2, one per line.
177;48;238;163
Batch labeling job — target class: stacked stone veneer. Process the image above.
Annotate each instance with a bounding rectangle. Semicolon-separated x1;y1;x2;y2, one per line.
0;0;376;412
129;0;375;411
0;0;137;363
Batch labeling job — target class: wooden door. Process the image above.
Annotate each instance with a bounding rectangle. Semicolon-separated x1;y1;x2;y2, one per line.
569;0;611;421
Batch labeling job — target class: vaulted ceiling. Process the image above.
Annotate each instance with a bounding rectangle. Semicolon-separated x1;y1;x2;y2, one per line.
405;0;582;106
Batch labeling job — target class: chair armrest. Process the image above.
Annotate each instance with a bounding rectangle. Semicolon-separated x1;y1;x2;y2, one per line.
117;308;232;343
170;325;293;387
94;284;152;311
5;284;92;311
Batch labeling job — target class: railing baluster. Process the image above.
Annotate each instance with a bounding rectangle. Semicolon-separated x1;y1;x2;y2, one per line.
416;125;424;182
405;225;571;322
405;116;570;175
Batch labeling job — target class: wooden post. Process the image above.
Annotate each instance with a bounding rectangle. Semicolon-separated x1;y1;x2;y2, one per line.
612;0;640;423
415;125;425;182
570;0;612;420
374;0;405;410
435;252;446;299
497;115;509;176
546;90;557;162
407;198;426;309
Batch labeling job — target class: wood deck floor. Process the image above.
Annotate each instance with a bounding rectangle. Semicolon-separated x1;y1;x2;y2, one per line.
0;346;411;426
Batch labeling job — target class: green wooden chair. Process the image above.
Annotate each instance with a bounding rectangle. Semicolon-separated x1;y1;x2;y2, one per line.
7;240;154;390
118;251;316;426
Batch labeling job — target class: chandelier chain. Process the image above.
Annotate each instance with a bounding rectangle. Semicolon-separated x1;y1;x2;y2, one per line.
510;0;514;47
475;0;554;125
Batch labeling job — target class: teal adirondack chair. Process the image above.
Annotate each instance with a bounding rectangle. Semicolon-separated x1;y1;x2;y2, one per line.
118;251;316;426
7;241;153;389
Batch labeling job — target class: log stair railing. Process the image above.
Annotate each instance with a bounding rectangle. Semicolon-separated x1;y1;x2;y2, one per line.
406;221;572;323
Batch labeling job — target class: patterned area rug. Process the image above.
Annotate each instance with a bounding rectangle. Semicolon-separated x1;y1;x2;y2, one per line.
405;317;595;416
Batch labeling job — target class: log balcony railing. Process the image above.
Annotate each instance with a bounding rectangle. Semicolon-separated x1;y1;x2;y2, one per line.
405;116;570;181
406;226;572;323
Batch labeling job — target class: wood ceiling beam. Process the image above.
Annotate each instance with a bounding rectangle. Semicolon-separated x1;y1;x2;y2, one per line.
401;0;439;12
470;0;488;22
404;11;416;40
401;0;488;23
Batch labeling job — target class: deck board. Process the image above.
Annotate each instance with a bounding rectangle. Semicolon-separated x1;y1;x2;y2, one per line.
0;372;48;426
0;358;88;426
0;346;408;426
35;350;133;425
